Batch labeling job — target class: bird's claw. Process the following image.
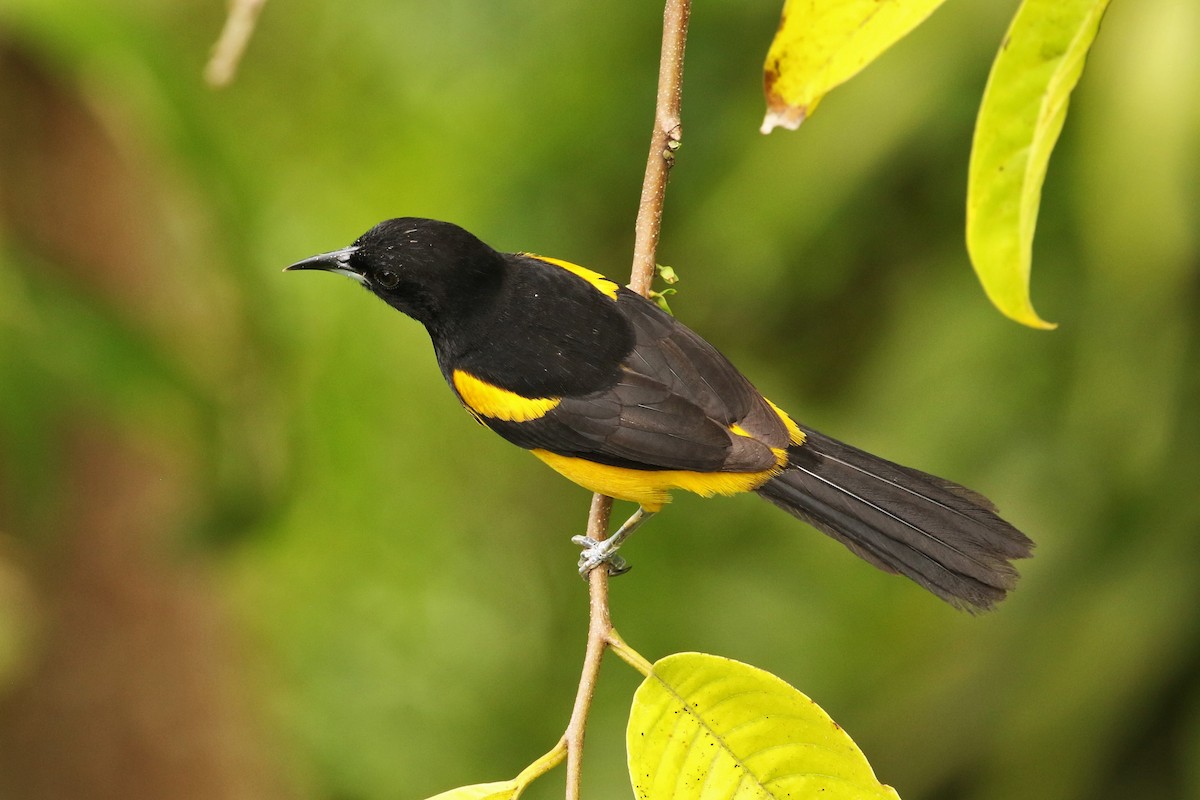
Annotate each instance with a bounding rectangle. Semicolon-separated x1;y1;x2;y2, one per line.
571;535;631;577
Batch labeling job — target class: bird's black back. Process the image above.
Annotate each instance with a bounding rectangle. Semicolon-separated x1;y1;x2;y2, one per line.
443;254;635;398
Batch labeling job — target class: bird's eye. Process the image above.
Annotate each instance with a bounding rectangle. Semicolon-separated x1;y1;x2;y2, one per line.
376;270;400;289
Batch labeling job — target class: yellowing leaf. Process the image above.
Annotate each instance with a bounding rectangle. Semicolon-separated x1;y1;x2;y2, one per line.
762;0;949;133
966;0;1111;329
422;781;518;800
628;653;899;799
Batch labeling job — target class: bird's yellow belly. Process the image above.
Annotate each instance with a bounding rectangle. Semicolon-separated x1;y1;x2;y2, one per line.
530;449;782;511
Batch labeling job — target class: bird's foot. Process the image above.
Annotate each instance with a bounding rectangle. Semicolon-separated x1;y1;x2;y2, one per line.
571;535;631;577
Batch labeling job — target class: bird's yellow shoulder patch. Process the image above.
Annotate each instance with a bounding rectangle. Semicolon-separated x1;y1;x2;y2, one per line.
530;449;781;512
765;398;806;446
452;370;560;422
523;253;619;300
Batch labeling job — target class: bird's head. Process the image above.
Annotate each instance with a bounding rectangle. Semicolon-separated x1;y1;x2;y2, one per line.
285;217;505;330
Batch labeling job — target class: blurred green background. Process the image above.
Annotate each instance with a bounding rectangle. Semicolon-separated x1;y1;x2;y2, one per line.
0;0;1197;798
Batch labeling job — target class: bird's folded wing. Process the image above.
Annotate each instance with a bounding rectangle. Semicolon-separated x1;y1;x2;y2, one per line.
479;292;783;474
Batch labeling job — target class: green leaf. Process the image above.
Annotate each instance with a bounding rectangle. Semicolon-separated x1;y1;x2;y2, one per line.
628;653;899;799
762;0;949;132
422;781;519;800
966;0;1111;329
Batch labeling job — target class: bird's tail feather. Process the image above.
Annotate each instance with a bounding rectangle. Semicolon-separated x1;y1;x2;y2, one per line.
755;426;1034;611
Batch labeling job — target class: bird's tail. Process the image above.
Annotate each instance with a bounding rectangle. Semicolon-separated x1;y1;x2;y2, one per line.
755;426;1034;611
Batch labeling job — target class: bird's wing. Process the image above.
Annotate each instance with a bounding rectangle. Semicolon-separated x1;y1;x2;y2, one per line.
473;290;790;474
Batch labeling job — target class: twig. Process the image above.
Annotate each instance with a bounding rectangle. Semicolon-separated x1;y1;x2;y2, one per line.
565;495;614;800
630;0;691;297
205;0;268;88
563;1;691;797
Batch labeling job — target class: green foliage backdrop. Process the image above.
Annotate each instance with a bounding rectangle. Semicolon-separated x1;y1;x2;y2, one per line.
0;0;1196;798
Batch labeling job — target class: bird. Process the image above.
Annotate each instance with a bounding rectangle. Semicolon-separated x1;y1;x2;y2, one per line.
286;218;1034;611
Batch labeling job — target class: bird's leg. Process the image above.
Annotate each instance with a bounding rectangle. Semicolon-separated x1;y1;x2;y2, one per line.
571;507;656;577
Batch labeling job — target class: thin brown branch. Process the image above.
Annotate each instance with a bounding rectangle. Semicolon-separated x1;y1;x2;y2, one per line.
564;1;691;797
629;0;692;297
205;0;268;88
564;497;614;800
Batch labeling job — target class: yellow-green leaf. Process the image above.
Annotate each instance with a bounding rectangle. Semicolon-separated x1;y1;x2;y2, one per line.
422;781;518;800
762;0;949;133
628;652;899;799
966;0;1111;329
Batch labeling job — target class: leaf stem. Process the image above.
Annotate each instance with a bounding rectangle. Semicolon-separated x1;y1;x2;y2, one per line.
607;629;655;677
512;739;567;794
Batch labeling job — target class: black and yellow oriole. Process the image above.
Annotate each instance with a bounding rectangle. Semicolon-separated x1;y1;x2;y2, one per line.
287;218;1033;610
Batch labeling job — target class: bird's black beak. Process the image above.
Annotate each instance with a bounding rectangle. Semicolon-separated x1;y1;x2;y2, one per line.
284;246;366;284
